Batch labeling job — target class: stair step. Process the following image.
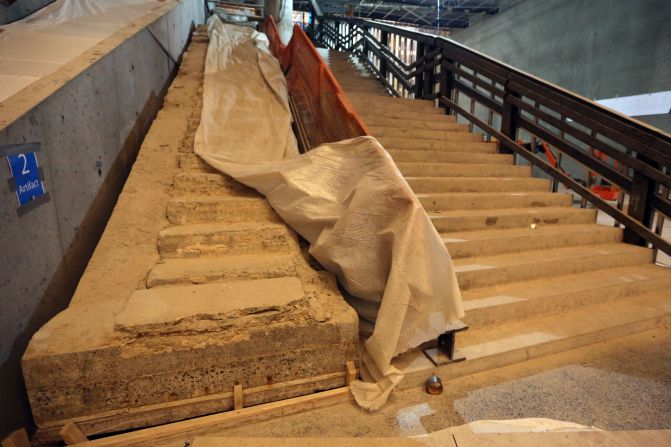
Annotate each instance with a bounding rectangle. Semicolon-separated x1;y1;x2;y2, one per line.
430;206;596;232
370;126;471;140
462;264;671;327
398;162;530;178
347;94;438;111
366;116;459;130
167;197;278;225
378;135;484;149
384;140;495;154
396;291;671;389
158;222;297;258
172;172;260;196
147;254;297;287
418;191;572;211
178;153;217;173
443;223;622;258
406;176;550;193
117;277;306;334
453;242;653;290
359;108;445;120
389;150;512;164
342;88;388;96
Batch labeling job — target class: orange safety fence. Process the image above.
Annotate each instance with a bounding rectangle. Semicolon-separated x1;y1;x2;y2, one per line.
264;16;369;146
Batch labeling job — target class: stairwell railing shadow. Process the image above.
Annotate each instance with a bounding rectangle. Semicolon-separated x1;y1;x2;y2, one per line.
311;14;671;259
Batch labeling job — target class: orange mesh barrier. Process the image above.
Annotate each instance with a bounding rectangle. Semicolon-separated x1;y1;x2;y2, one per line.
264;17;369;146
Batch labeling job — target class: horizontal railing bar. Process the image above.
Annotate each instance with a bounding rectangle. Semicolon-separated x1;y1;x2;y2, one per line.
454;80;503;113
519;116;633;191
651;194;671;220
509;80;671;164
511;95;671;190
444;61;505;98
440;95;671;256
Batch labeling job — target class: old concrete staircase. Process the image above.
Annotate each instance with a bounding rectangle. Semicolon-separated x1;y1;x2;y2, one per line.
320;49;671;387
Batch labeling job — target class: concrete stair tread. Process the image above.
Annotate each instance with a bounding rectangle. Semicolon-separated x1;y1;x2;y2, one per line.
458;291;670;358
369;126;471;138
365;116;459;128
442;223;620;243
463;263;671;304
429;206;592;219
147;254;297;287
407;177;551;193
428;206;595;233
396;291;671;383
398;162;530;177
389;150;512;164
453;242;650;269
419;191;573;211
442;222;620;258
379;134;483;144
386;142;497;154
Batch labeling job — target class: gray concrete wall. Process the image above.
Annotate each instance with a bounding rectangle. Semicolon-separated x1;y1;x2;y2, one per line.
0;0;205;438
0;0;53;24
449;0;671;179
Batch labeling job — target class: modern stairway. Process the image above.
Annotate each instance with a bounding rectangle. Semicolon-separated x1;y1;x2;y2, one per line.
320;49;671;386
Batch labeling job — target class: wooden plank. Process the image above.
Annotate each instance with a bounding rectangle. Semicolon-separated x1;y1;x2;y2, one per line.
34;371;347;444
60;422;88;445
345;361;356;385
233;384;243;411
70;387;352;447
1;429;30;447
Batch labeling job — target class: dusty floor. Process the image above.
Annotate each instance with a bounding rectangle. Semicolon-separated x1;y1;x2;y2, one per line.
156;326;670;444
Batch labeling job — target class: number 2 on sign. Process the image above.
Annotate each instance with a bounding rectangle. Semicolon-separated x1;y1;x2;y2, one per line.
19;153;29;174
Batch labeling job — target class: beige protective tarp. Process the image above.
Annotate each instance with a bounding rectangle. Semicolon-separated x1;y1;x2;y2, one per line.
195;17;464;409
0;0;166;102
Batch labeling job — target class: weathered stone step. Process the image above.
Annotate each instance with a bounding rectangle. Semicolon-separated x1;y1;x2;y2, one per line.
167;196;278;225
453;242;652;290
179;153;218;173
147;254;297;287
158;222;297;258
443;223;622;258
429;206;595;233
389;149;511;164
172;172;260;196
398;162;530;178
418;191;573;211
378;135;484;150
370;126;473;140
397;291;671;389
462;264;671;327
406;176;550;193
117;277;306;335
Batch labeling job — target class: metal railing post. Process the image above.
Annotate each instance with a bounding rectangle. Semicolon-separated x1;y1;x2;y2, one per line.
414;42;426;98
624;153;657;246
500;86;520;155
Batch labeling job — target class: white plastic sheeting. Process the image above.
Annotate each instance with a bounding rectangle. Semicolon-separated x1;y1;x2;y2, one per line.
195;17;464;409
0;0;165;101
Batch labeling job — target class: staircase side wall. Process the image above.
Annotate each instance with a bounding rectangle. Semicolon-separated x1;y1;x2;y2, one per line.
0;0;205;438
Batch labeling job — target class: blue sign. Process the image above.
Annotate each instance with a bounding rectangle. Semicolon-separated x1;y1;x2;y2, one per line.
7;151;46;206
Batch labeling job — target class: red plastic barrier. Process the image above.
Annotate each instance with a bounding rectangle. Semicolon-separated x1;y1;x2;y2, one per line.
264;17;369;146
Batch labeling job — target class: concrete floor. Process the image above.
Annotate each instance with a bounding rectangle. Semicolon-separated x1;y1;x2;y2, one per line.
155;326;670;444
